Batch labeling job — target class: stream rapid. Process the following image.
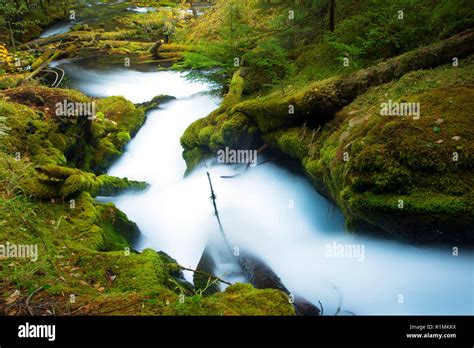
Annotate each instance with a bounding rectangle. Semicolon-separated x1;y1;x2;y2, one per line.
57;60;474;315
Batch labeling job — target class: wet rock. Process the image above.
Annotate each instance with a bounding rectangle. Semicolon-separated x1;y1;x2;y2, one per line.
194;245;220;296
293;295;321;316
237;251;320;316
136;94;176;111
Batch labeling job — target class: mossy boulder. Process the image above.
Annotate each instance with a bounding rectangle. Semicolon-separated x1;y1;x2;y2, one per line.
301;58;474;242
136;94;177;112
181;70;263;173
0;87;147;174
30;164;148;199
172;283;295;316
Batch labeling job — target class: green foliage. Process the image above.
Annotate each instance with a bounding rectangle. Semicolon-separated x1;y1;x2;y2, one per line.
117;10;170;40
0;0;71;44
242;39;293;94
325;0;474;62
176;0;260;84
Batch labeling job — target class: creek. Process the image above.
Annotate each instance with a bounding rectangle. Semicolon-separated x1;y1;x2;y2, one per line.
57;59;473;315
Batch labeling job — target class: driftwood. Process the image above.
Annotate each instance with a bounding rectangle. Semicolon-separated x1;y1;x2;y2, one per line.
19;31;121;49
179;263;231;287
19;32;83;49
206;172;232;253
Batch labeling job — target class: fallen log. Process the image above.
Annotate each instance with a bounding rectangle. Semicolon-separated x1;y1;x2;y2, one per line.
24;50;60;82
19;30;135;49
19;31;93;48
234;30;474;132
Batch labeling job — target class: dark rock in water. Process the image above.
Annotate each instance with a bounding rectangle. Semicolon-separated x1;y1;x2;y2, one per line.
293;295;321;316
237;251;320;316
136;95;176;111
194;245;220;296
237;252;289;294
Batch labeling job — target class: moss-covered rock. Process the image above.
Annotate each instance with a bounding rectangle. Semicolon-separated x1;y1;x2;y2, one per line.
181;70;263;173
0;79;293;317
303;59;474;242
136;94;177;112
172;283;295;316
1;87;147;174
0;149;293;315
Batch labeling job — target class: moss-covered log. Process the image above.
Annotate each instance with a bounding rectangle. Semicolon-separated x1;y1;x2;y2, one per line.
234;30;474;133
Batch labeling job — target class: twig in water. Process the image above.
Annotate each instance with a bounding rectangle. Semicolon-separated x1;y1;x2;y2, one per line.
333;285;342;315
178;265;232;286
332;285;356;315
318;300;324;316
206;171;232;254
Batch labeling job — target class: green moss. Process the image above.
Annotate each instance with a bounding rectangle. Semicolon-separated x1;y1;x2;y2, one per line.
215;112;255;149
181;119;201;149
220;70;244;109
96;96;145;135
0;87;146;173
0;20;298;317
310;58;474;238
136;95;176;112
263;127;309;160
0;74;24;89
182;147;209;174
173;283;295;316
197;125;215;144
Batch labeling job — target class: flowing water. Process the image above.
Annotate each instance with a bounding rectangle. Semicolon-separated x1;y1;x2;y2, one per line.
58;60;473;315
40;20;75;38
39;1;156;38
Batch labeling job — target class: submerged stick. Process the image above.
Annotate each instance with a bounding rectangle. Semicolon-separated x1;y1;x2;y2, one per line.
206;171;232;252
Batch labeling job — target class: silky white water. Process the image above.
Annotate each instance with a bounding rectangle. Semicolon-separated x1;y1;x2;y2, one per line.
40;20;75;38
60;61;473;315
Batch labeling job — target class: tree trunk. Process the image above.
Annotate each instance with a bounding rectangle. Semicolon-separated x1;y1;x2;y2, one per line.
329;0;335;32
7;21;16;51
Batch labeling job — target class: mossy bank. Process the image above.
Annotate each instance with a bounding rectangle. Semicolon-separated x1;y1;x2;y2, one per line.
0;83;294;315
